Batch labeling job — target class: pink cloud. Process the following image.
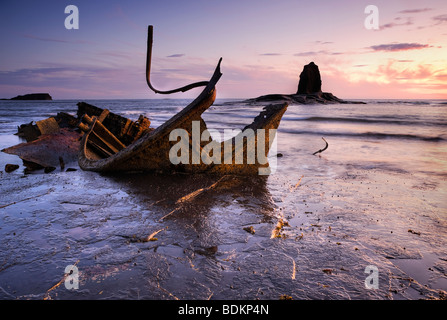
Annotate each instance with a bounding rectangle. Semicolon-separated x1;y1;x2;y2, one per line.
377;61;434;80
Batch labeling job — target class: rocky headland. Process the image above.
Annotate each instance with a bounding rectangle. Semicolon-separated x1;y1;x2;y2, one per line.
2;93;53;100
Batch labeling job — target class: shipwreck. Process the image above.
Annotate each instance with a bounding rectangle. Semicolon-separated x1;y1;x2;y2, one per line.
2;25;287;175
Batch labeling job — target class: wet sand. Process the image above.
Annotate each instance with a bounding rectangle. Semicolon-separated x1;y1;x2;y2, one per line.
1;151;446;300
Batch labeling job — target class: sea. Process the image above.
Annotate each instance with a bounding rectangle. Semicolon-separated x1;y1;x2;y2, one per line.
0;98;446;300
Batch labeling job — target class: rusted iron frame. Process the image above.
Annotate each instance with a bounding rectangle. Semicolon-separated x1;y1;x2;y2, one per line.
146;25;209;94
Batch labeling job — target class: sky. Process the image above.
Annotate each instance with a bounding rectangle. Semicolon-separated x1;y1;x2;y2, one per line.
0;0;446;100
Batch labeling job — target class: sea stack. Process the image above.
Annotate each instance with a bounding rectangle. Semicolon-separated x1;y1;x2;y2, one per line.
243;61;365;105
297;62;322;94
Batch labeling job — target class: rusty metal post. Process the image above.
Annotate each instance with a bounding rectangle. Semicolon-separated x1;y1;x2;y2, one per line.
146;25;209;94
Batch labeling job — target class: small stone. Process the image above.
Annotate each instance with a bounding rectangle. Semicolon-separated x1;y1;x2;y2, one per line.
408;229;421;236
44;166;56;173
5;164;19;173
243;226;255;234
206;246;218;254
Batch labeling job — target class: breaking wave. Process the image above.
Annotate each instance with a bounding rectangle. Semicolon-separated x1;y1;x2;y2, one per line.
280;129;445;142
282;116;447;127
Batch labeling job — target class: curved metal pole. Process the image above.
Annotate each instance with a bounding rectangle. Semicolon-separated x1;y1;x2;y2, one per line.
146;25;209;94
312;137;328;155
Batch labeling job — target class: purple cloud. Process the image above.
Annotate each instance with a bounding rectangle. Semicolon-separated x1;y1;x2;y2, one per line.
0;65;144;99
369;43;430;52
22;34;93;45
294;50;343;57
259;53;282;56
433;14;447;24
381;17;413;30
398;8;432;14
314;41;334;45
166;54;185;58
294;51;320;57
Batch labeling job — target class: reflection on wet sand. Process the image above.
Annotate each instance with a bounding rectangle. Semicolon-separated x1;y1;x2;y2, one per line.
97;173;280;300
106;172;275;243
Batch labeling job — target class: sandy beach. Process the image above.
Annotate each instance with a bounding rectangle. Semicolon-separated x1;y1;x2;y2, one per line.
1;99;446;300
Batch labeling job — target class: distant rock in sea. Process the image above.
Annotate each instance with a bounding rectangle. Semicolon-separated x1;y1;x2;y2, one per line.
244;62;365;105
8;93;52;100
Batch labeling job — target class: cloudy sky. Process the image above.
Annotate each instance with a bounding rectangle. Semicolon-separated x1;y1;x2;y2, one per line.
0;0;446;99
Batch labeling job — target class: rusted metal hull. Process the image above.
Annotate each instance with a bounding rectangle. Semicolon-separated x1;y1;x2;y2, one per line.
3;128;82;169
79;59;222;172
78;60;288;175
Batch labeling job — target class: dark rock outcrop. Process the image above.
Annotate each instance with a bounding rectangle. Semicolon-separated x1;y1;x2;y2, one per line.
242;62;365;105
297;62;322;94
10;93;52;100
